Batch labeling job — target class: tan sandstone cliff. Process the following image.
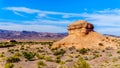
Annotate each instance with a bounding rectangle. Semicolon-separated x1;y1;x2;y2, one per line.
52;20;117;49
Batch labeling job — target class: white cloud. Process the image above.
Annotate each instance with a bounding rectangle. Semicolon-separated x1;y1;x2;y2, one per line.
0;22;67;33
13;11;25;17
3;7;120;35
38;13;46;17
98;8;120;14
5;7;39;14
95;27;120;35
82;11;120;27
21;19;72;25
4;7;83;18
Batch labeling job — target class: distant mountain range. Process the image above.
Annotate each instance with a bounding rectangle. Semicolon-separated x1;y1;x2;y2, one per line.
0;29;119;41
0;29;68;40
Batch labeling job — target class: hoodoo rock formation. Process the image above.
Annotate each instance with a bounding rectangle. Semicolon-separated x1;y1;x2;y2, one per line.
52;20;117;49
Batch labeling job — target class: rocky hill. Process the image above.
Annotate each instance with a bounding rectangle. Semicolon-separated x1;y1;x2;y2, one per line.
52;20;118;49
0;29;67;40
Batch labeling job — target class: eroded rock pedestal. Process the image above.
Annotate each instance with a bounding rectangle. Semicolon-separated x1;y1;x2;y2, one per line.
52;20;117;49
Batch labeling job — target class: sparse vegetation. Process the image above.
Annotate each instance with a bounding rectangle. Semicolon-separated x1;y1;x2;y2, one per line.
99;43;104;46
53;49;65;56
0;53;4;57
79;48;88;54
36;54;45;59
37;61;46;68
0;40;119;68
117;50;120;54
6;56;20;63
22;51;36;61
74;57;90;68
4;63;14;68
44;56;53;61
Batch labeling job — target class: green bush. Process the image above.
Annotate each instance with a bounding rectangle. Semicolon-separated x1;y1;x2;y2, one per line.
74;57;90;68
69;46;76;51
37;61;46;68
79;48;88;55
8;49;14;53
0;53;4;57
22;51;36;61
36;54;45;59
54;58;61;63
4;63;14;68
0;42;15;48
59;61;65;65
44;56;52;61
66;58;73;62
14;52;21;57
6;56;20;63
53;49;65;56
117;50;120;54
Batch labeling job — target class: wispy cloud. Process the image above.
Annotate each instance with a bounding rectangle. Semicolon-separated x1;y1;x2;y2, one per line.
83;10;120;27
3;7;120;35
0;21;67;32
4;7;83;18
13;11;25;17
4;7;40;14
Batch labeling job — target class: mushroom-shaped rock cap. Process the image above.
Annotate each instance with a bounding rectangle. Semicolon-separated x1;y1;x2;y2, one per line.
68;20;94;30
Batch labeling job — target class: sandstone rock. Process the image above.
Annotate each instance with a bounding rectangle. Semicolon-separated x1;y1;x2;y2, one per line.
52;20;117;49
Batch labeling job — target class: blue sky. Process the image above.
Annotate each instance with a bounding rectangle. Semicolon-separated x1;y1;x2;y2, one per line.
0;0;120;35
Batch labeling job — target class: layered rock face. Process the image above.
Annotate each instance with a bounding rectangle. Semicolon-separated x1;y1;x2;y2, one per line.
52;20;117;49
68;20;94;36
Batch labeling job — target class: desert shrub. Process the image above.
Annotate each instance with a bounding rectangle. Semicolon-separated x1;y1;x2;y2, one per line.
93;50;99;53
102;50;105;52
6;56;20;63
53;49;65;56
20;45;25;50
54;57;61;63
37;61;46;68
36;54;45;59
79;48;88;55
105;46;113;50
66;58;73;62
37;49;43;52
14;52;21;57
106;53;112;57
112;57;118;62
8;49;14;53
0;53;4;57
44;56;53;61
98;43;104;46
83;56;89;60
59;61;65;65
54;59;61;63
26;46;30;49
14;49;19;52
118;56;120;59
75;55;80;58
93;54;101;59
22;51;36;61
69;46;76;51
117;50;120;54
104;60;108;63
4;63;14;68
0;42;16;48
74;57;90;68
20;47;24;50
